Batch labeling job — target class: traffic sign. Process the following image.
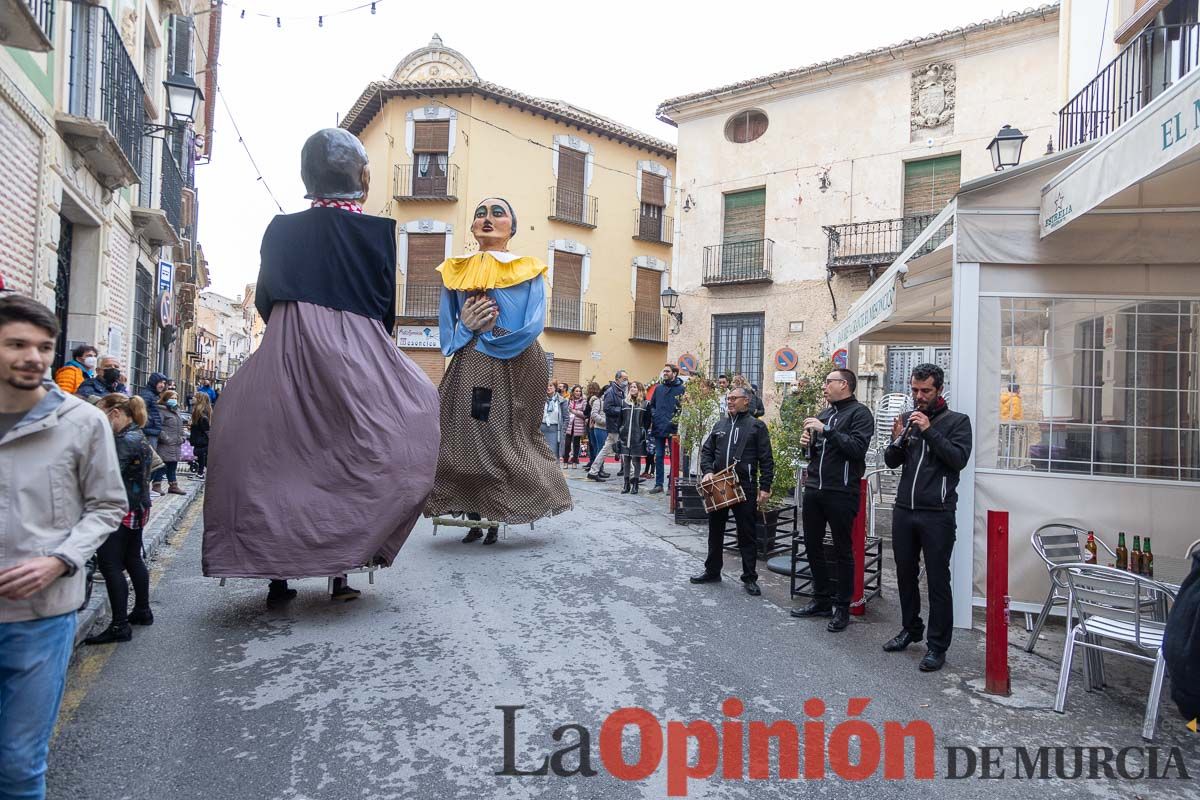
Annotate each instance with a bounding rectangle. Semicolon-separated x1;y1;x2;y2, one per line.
832;348;849;369
774;347;798;371
677;353;698;375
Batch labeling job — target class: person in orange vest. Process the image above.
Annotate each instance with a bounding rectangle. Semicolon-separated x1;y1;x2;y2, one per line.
1000;384;1023;421
53;344;97;394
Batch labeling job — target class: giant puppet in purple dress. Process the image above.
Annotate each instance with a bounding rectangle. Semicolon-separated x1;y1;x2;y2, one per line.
202;129;440;606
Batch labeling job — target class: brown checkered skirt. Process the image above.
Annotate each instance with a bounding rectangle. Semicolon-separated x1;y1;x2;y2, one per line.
424;334;573;525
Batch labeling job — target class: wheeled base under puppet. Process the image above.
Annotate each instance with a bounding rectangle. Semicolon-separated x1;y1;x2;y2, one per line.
215;563;381;590
430;514;537;540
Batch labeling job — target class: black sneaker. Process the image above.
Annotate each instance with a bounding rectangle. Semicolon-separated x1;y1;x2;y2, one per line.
84;623;132;645
482;528;499;545
587;473;607;482
128;608;154;626
462;528;483;543
331;578;361;602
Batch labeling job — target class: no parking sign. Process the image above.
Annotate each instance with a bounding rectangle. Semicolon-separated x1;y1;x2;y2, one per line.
677;353;698;375
774;347;798;371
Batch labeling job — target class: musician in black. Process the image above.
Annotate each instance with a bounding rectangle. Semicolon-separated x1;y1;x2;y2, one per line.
790;368;875;631
691;388;774;597
882;363;972;673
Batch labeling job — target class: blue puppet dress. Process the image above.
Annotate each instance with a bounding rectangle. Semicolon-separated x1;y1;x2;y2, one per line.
422;253;573;525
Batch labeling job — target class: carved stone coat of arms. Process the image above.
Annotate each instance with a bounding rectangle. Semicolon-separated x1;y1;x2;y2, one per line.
911;62;956;141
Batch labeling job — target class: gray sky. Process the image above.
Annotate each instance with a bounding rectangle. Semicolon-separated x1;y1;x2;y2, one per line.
197;0;1036;298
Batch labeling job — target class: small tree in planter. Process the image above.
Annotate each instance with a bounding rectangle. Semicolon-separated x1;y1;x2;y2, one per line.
755;356;838;553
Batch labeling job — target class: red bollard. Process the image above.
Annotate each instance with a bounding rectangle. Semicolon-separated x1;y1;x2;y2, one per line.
850;479;867;616
985;510;1011;696
668;435;681;513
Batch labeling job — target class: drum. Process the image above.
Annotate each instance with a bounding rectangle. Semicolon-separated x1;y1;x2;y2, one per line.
698;463;746;513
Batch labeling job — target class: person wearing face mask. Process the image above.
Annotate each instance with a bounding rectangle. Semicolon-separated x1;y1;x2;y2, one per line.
76;356;128;401
155;390;187;496
203;128;440;607
587;370;628;482
423;196;573;537
54;344;97;394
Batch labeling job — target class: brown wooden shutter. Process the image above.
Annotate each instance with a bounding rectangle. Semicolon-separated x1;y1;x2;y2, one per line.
552;251;583;302
553;358;581;386
403;348;446;384
641;173;665;206
413;121;450;153
722;189;765;243
635;268;661;314
558;147;586;194
903;155;960;217
406;233;445;285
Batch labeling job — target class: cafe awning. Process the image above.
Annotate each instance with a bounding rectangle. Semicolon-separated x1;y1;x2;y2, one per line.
824;201;955;352
1040;65;1200;236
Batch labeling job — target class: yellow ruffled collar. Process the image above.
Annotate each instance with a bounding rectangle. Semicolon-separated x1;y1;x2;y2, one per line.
436;251;548;291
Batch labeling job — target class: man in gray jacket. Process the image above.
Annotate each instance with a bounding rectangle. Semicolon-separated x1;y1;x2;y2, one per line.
0;295;126;799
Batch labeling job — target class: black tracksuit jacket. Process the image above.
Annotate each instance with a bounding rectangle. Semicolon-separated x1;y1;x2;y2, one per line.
802;396;875;495
884;405;973;512
700;411;774;493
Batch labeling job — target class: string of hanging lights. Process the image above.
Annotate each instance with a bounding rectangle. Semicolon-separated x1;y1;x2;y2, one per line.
218;0;384;28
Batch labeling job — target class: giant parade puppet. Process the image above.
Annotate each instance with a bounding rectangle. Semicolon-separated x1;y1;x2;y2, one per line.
423;198;572;542
202;128;441;607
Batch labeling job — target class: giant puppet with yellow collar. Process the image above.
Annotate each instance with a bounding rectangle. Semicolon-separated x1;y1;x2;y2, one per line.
423;198;573;540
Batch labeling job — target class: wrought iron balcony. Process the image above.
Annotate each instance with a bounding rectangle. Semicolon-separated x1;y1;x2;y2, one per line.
545;297;596;334
702;239;774;286
822;213;952;271
394;162;459;201
1058;23;1200;150
401;282;441;319
549;187;599;228
0;0;55;50
57;1;145;188
630;311;668;343
632;210;673;245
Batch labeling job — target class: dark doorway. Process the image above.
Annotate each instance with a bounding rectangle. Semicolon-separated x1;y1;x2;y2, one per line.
53;218;75;371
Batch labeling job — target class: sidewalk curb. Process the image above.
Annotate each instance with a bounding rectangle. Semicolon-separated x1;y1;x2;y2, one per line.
73;479;205;647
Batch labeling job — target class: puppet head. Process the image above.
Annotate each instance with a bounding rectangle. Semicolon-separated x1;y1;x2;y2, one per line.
301;128;370;201
470;197;518;250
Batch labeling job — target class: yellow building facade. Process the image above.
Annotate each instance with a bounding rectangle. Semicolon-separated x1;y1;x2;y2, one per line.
340;36;674;388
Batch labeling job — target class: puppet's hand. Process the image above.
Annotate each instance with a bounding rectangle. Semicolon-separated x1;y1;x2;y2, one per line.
461;295;498;332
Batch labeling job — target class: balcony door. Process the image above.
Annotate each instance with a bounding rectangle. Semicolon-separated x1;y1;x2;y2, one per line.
413;121;449;196
639;172;666;240
550;251;583;330
556;147;587;222
404;233;445;318
633;268;663;341
721;189;765;276
711;313;764;392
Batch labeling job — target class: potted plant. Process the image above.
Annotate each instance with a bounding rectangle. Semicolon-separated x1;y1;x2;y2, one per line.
673;357;720;524
754;356;837;556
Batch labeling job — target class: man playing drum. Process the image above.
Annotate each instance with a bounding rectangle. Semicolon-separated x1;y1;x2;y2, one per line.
690;387;774;596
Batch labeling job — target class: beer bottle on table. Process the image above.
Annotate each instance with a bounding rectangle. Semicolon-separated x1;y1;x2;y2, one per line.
1132;535;1143;575
1116;532;1129;571
1084;531;1098;565
1143;537;1153;578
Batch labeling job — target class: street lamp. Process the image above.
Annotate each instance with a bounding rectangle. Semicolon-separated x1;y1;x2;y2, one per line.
163;73;204;124
660;286;682;333
986;124;1028;172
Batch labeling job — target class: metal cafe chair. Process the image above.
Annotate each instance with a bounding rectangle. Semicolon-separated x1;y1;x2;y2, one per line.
1026;523;1116;653
1052;564;1177;741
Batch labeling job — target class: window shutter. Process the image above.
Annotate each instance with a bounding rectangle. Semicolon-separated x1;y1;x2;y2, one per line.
553;358;581;386
413;121;450;153
552;251;583;302
903;155;960;217
722;189;765;243
406;233;445;285
167;15;194;77
635;268;661;314
558;147;586;194
641;173;665;207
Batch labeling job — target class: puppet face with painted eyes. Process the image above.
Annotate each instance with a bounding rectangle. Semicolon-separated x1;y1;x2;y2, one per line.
471;198;516;251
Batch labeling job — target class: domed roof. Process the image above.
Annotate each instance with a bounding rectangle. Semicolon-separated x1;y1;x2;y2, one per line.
391;34;479;83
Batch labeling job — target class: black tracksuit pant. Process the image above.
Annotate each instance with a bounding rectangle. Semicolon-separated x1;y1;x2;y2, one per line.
705;488;758;582
801;489;860;608
96;525;150;626
891;507;956;652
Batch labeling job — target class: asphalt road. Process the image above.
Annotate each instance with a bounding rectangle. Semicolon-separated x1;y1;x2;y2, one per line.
48;478;1198;799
